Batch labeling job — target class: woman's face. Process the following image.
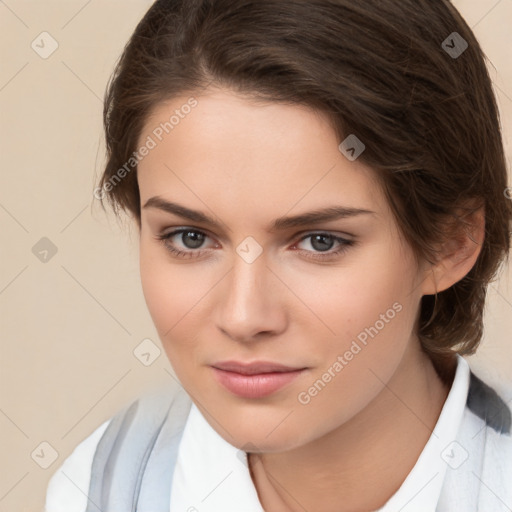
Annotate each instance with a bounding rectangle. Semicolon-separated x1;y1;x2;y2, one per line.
137;87;430;452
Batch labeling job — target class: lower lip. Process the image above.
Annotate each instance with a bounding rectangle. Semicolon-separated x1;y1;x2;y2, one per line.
211;367;306;398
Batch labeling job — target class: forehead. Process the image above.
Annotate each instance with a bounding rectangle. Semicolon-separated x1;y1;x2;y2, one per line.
137;88;386;217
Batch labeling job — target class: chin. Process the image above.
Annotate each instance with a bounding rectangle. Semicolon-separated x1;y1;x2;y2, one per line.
205;408;313;453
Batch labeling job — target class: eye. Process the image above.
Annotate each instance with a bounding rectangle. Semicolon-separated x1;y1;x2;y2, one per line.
293;232;355;261
155;228;216;259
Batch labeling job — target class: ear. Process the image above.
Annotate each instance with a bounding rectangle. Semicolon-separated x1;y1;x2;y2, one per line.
421;204;485;295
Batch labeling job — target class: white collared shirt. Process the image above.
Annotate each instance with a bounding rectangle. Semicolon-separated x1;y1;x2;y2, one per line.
45;355;510;512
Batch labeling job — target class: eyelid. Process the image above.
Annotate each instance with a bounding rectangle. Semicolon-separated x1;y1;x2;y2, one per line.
293;228;355;241
159;226;221;243
163;227;221;249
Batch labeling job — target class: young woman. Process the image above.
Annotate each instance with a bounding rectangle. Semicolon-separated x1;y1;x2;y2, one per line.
45;0;512;510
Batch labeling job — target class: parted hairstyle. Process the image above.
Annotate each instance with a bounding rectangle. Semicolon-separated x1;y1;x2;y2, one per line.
96;0;512;370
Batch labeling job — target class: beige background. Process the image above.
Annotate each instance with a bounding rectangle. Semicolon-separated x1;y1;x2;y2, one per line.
0;1;511;511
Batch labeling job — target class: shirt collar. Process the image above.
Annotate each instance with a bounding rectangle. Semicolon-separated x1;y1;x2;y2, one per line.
170;355;470;512
375;354;470;511
170;402;264;511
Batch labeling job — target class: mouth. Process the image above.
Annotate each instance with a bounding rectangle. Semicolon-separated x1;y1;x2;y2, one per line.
211;360;307;375
210;360;308;398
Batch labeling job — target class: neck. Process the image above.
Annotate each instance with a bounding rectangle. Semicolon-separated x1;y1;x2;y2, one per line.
248;344;453;512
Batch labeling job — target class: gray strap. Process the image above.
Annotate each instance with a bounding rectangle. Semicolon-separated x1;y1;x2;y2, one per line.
85;399;139;512
85;383;193;512
467;371;511;435
135;387;192;511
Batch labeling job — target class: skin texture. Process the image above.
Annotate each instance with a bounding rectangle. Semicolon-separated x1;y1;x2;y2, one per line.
136;87;484;511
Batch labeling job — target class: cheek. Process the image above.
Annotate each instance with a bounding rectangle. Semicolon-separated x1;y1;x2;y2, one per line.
292;248;420;388
288;249;416;345
139;256;206;392
289;279;418;441
139;242;205;348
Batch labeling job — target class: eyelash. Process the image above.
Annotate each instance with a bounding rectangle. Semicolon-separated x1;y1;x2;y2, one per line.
154;228;355;262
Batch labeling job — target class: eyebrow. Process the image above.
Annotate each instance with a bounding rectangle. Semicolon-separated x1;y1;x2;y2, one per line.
142;196;376;231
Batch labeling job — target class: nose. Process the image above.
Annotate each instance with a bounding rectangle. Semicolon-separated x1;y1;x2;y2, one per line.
214;250;287;343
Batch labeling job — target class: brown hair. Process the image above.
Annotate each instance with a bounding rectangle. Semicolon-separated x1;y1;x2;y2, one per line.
96;0;512;364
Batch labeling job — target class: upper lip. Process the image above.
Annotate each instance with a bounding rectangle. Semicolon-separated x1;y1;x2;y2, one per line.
211;360;306;375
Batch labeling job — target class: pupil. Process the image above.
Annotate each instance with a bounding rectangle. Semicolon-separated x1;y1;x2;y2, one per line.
311;234;333;252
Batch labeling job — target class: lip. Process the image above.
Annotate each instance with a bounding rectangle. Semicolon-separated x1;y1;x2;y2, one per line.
211;360;305;375
210;360;307;398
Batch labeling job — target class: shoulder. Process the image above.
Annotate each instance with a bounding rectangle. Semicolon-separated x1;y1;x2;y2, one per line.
44;418;111;512
44;383;192;512
463;369;512;508
438;364;512;509
466;369;511;436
